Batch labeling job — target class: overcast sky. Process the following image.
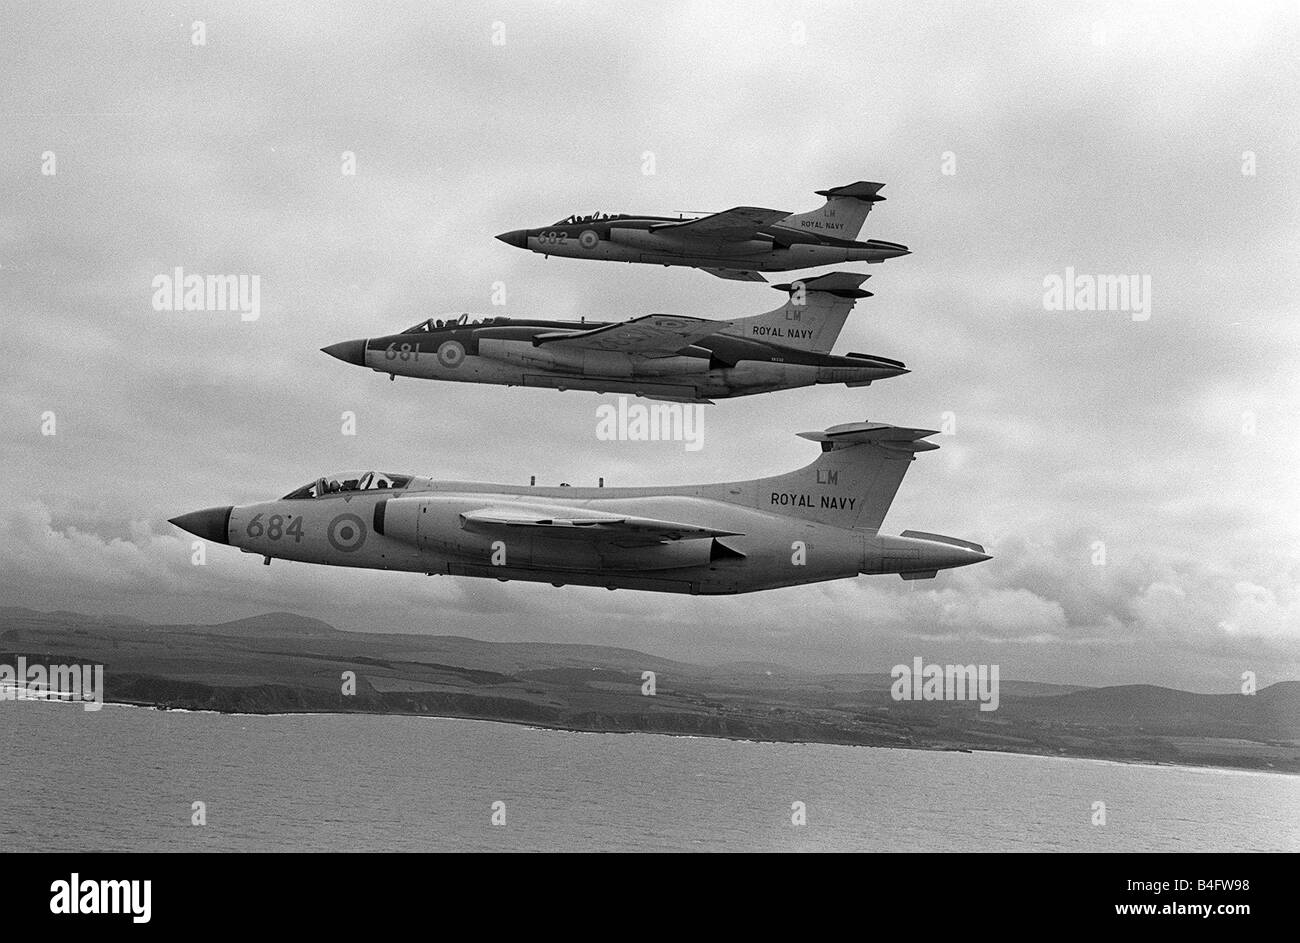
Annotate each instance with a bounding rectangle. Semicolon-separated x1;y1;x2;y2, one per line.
2;1;1296;691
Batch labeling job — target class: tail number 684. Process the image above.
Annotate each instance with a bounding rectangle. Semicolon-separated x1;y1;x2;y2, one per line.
246;514;304;542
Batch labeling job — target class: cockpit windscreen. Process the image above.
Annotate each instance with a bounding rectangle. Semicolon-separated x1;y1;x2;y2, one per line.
401;313;499;334
281;471;413;500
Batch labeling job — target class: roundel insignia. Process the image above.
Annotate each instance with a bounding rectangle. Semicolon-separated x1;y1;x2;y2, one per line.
437;340;465;368
578;229;599;250
654;318;689;330
327;513;367;552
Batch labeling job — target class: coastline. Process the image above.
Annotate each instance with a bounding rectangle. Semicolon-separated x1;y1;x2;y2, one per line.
4;608;1296;777
86;689;1299;777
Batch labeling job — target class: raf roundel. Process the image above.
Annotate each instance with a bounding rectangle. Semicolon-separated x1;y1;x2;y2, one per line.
578;229;599;250
437;340;465;368
327;513;367;552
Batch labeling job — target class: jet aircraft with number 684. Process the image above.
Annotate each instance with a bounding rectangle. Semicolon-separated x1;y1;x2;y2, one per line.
321;272;906;403
168;421;990;596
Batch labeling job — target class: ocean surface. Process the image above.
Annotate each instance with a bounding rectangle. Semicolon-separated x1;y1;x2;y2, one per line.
2;700;1296;852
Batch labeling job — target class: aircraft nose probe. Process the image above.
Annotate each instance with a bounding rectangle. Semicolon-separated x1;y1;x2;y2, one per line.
169;506;234;545
866;240;911;260
321;340;367;366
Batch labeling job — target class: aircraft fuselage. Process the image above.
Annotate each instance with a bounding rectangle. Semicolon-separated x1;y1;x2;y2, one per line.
325;318;906;403
496;216;910;272
174;480;987;596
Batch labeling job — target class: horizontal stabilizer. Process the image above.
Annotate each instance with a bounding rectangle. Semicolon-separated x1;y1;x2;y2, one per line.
797;421;940;453
815;181;887;202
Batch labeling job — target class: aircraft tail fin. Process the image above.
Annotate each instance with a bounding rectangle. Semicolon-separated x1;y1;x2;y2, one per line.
741;422;938;531
778;181;887;239
719;272;871;353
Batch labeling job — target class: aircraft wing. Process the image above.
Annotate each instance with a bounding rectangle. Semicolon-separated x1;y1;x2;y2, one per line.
532;314;732;357
460;507;740;547
648;206;788;242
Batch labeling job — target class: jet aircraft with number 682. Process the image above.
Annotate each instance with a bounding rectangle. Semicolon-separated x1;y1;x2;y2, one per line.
168;421;989;596
495;181;909;282
321;272;906;403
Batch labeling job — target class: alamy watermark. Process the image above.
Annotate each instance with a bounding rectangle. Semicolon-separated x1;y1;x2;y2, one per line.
596;397;704;452
50;874;150;923
0;657;104;711
151;266;261;321
1043;267;1151;321
891;657;999;712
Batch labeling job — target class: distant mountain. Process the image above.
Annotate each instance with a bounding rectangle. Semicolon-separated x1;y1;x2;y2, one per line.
203;612;342;637
0;607;339;637
997;682;1300;740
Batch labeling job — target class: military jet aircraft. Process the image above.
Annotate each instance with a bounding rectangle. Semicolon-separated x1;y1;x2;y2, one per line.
169;421;989;595
321;272;905;403
495;181;909;282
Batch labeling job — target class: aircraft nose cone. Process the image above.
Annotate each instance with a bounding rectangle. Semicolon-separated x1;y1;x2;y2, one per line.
949;549;991;569
169;506;233;545
321;339;367;366
864;240;910;260
496;229;529;248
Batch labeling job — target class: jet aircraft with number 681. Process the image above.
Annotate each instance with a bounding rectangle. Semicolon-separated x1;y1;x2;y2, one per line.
168;421;990;596
321;272;906;403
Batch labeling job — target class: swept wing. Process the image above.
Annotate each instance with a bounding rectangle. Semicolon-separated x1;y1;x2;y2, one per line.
532;314;731;357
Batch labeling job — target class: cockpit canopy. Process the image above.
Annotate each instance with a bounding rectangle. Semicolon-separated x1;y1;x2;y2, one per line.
552;212;616;225
281;470;413;500
401;313;501;334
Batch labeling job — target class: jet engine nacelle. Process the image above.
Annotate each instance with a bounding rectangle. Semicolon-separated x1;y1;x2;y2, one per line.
607;226;690;254
477;338;587;372
509;534;725;571
373;495;421;546
479;338;650;379
372;495;727;572
609;226;772;259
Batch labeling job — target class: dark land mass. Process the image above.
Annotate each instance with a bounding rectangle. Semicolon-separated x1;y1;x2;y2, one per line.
2;607;1297;773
